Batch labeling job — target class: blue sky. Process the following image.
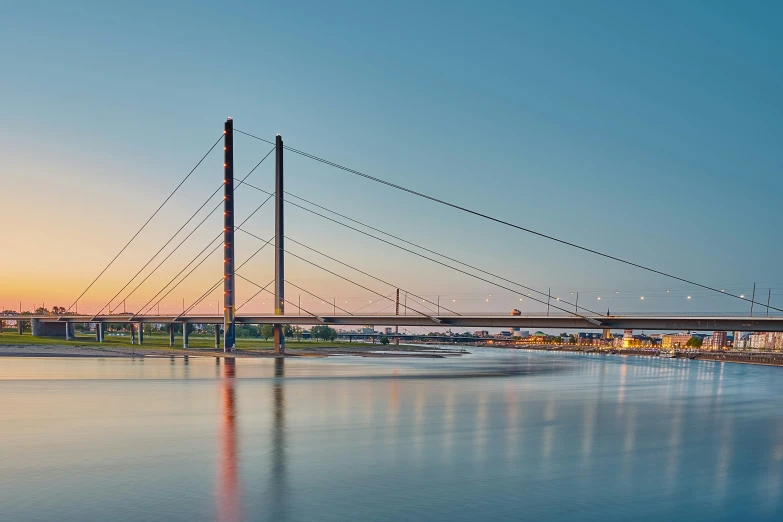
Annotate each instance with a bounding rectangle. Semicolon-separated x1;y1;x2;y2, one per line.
1;1;782;317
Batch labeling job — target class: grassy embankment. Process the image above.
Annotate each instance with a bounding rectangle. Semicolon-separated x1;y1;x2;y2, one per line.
0;328;375;355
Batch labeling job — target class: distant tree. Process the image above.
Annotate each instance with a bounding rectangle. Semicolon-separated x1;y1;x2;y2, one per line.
310;325;337;341
380;336;390;345
310;325;325;340
261;324;274;341
293;326;303;340
236;325;259;338
35;307;49;315
568;334;577;344
686;337;703;348
310;325;323;339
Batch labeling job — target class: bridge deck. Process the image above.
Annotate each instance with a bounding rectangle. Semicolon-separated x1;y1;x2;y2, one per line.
3;314;783;332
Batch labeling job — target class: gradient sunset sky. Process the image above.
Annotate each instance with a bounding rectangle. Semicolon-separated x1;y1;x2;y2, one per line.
1;1;782;317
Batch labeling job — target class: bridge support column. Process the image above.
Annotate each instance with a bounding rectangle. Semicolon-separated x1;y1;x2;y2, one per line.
183;323;189;349
215;325;221;349
17;320;24;335
138;323;144;345
395;289;400;345
169;323;175;346
129;323;135;344
96;323;104;342
274;133;285;356
65;322;72;341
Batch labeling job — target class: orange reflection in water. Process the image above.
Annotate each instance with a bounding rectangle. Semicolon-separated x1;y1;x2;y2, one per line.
216;357;239;522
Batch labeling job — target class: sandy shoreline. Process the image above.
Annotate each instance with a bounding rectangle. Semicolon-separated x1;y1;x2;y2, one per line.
0;343;468;359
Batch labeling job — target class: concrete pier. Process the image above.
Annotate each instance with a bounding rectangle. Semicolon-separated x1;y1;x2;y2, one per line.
138;323;144;345
17;320;24;335
30;319;74;338
129;323;135;344
169;324;175;346
183;323;189;348
215;326;221;349
96;323;104;342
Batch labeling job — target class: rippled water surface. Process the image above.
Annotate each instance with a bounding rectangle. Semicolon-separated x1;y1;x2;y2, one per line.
2;348;783;521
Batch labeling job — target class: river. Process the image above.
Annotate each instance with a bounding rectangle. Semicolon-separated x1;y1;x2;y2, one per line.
1;348;782;521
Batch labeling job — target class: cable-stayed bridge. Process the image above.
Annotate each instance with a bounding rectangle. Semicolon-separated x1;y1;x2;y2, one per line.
4;118;783;354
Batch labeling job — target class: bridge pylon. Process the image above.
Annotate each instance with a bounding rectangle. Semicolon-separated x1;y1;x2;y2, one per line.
274;134;285;355
223;118;236;352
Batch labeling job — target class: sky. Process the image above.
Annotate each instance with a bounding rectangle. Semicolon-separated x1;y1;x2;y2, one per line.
1;0;782;319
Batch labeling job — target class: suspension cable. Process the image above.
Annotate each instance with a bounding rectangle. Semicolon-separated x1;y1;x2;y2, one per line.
284;235;459;315
236;226;434;317
283;190;598;313
235;127;782;314
67;133;223;311
235;273;319;317
236;279;275;312
283;279;354;315
134;194;274;316
176;234;275;317
117;146;277;313
235;180;592;317
95;183;224;317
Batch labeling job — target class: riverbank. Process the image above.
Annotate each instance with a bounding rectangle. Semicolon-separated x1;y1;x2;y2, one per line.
515;344;783;367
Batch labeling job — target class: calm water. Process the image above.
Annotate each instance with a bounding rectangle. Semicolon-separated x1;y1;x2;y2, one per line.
2;348;782;521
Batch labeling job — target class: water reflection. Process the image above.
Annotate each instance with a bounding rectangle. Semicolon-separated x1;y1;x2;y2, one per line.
217;358;239;522
3;351;783;521
270;357;287;521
